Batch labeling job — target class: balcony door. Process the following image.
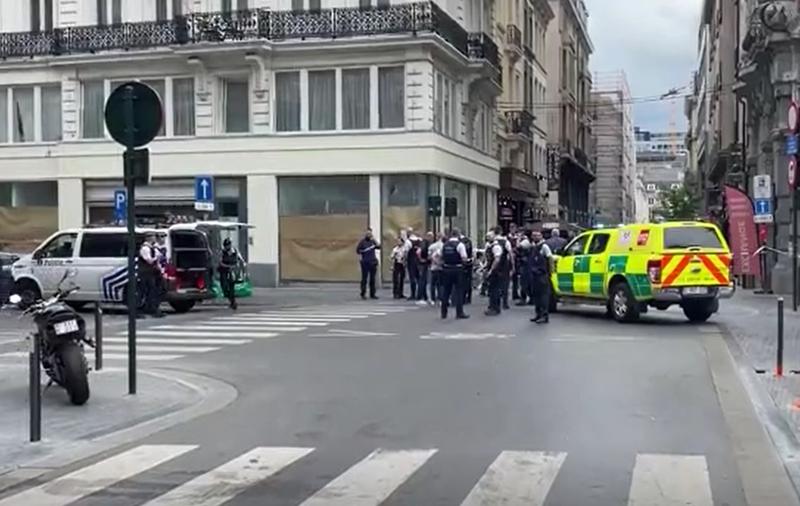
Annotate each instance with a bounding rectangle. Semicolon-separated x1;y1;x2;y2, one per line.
30;0;54;31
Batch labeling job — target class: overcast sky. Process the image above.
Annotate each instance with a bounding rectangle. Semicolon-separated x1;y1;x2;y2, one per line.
584;0;703;133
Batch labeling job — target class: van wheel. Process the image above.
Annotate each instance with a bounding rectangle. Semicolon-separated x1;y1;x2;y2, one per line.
169;301;196;313
15;280;41;310
610;282;640;323
683;300;715;323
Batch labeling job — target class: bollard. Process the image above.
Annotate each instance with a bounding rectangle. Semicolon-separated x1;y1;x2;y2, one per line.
94;302;103;371
778;297;785;377
29;332;41;442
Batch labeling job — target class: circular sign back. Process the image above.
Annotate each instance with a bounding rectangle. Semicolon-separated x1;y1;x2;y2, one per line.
104;82;163;148
789;157;797;189
789;101;799;132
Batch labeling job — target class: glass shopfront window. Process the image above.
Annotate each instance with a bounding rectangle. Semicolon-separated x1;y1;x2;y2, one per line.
279;176;369;282
444;178;470;238
0;181;58;253
380;174;440;280
476;186;487;243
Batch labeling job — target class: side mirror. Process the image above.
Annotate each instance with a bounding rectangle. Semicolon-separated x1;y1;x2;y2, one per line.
8;294;21;305
32;250;43;260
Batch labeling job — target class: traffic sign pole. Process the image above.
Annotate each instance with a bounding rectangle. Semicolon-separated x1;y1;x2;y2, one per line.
124;85;137;394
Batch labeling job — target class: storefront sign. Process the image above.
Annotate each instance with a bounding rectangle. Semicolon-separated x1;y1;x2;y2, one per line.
499;167;537;195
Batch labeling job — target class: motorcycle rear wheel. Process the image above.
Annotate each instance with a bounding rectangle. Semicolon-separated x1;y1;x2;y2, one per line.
60;342;89;405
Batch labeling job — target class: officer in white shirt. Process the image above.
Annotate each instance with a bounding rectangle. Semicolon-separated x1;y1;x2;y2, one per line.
138;233;163;318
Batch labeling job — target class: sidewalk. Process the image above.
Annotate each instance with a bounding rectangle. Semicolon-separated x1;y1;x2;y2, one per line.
0;364;236;491
717;290;800;455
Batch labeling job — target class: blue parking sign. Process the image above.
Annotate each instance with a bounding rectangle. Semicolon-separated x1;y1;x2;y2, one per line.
114;190;127;223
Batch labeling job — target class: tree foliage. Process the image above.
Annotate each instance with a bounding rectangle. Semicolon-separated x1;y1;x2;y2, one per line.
653;186;699;221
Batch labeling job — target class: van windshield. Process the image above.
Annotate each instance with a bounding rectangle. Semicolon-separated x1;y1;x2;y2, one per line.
663;226;723;249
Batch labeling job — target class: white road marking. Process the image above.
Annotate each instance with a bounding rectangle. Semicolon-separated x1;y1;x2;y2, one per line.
257;312;372;319
421;332;514;340
549;336;645;343
327;329;398;336
101;353;185;361
150;324;307;332
212;318;330;327
103;337;251;345
460;451;567;506
129;331;280;338
0;352;30;359
696;326;720;334
224;315;352;323
299;449;437;506
143;447;313;506
101;345;220;353
627;454;713;506
0;444;196;506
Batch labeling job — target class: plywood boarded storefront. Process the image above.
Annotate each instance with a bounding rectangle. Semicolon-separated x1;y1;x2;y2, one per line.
279;176;369;282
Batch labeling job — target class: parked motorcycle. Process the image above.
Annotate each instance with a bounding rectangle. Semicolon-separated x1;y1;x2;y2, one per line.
8;269;93;405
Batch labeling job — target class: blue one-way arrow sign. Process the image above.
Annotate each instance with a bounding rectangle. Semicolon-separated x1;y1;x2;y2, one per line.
754;198;773;223
194;176;215;212
787;134;799;156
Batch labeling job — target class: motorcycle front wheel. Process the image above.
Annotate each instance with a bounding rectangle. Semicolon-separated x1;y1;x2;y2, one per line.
59;342;89;405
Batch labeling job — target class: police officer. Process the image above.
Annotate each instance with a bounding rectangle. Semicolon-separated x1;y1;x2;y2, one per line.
485;226;510;316
460;232;474;305
440;229;470;320
138;233;163;318
529;230;554;324
356;228;381;300
516;238;534;306
219;238;245;310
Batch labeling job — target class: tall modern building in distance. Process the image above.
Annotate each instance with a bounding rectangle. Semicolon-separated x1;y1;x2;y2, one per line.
635;128;688;220
590;71;635;225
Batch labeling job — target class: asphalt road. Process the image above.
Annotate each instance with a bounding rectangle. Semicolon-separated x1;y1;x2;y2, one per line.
0;294;796;505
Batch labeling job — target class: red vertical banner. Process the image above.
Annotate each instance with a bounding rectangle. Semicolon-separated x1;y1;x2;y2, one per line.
724;185;761;278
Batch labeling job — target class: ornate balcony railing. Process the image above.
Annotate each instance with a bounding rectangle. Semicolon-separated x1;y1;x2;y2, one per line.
504;110;534;137
467;32;500;68
0;2;476;60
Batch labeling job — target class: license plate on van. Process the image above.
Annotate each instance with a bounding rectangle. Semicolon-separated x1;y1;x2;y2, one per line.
54;320;79;335
683;287;707;296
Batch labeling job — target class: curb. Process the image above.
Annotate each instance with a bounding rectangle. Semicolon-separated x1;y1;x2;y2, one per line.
0;367;237;495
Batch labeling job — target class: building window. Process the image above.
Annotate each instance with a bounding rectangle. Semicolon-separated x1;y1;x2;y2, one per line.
276;72;300;132
0;89;6;143
378;66;404;129
41;85;62;142
222;0;232;12
238;0;248;9
342;68;370;130
292;0;302;12
82;81;105;139
224;78;250;133
112;0;122;24
434;73;443;133
97;0;107;25
172;0;182;16
172;78;195;136
309;0;321;12
156;0;167;20
30;0;41;32
12;88;34;143
646;184;656;191
648;197;655;206
308;70;336;131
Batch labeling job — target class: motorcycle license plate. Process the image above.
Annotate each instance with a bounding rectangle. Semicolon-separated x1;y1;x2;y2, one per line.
683;286;707;296
54;320;79;335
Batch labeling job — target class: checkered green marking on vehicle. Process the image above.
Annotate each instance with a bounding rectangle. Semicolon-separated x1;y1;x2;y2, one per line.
573;256;590;273
627;274;652;298
590;274;604;295
608;255;628;273
557;273;573;293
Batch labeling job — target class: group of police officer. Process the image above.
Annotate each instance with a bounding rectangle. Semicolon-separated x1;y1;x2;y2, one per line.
361;224;567;323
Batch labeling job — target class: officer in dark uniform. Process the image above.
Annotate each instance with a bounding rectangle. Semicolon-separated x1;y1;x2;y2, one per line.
460;233;474;305
485;226;510;316
138;233;163;318
440;229;470;320
219;238;245;310
529;230;554;324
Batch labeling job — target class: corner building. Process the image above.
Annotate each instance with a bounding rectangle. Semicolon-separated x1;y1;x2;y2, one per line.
0;0;502;286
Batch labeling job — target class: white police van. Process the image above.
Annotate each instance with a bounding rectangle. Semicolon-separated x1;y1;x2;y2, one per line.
11;223;214;313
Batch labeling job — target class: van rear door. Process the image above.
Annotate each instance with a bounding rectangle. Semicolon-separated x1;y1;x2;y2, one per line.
167;229;210;294
659;225;731;288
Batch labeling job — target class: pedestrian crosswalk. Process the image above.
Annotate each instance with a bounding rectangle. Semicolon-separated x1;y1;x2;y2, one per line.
0;444;716;506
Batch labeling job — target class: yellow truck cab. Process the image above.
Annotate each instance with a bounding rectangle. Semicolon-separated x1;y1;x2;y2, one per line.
551;221;734;323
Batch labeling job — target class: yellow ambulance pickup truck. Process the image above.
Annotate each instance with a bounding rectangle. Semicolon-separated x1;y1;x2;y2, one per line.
550;222;735;323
